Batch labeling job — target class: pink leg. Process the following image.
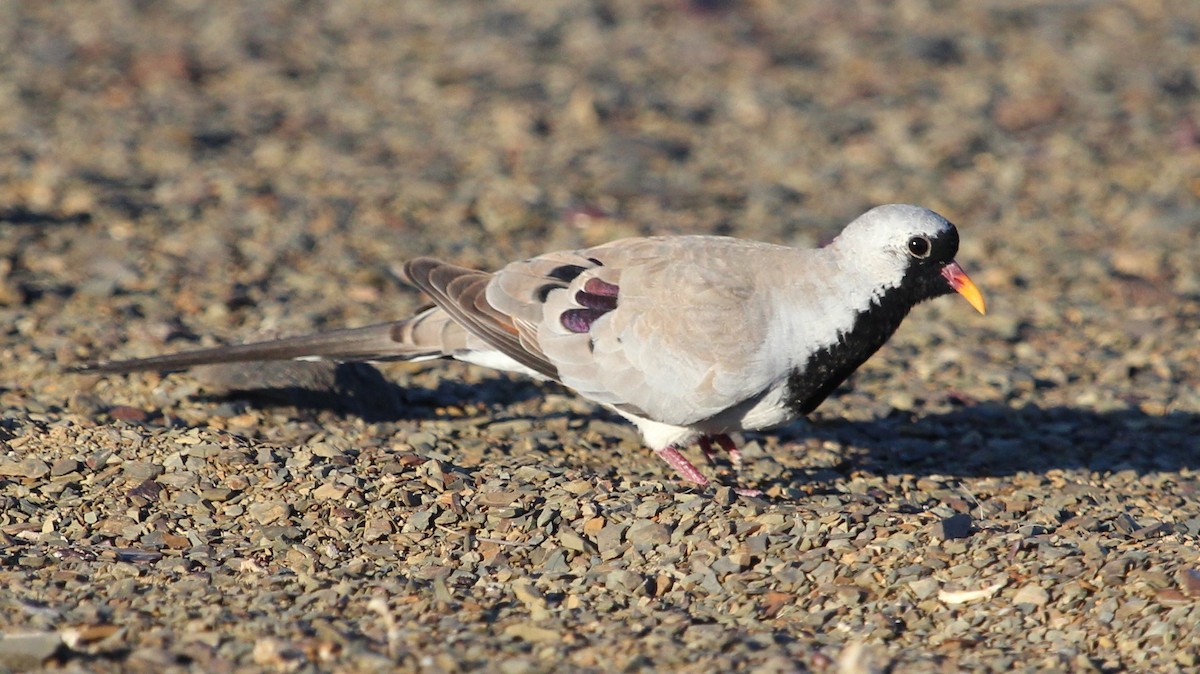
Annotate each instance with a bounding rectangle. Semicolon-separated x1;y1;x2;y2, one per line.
654;446;710;487
698;436;720;466
712;434;743;468
656;443;762;497
710;435;761;497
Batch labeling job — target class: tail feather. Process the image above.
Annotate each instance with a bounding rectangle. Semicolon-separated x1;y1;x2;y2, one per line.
71;308;458;374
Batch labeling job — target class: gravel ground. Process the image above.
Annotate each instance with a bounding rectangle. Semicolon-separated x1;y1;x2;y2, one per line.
2;1;1200;672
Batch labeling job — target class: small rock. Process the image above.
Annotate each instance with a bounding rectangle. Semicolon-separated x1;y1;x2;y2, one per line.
61;624;121;651
1112;513;1139;535
309;443;345;459
406;432;438;453
108;405;149;422
363;518;394;542
596;522;626;556
1012;584;1050;607
312;483;348;501
489;419;534;434
502;623;560;644
605;569;642;593
478;490;518;507
123;461;164;481
934;513;973;540
834;585;864;605
0;632;62;669
712;553;751;574
908;577;940;600
50;459;82;477
540;550;570;573
200;486;234;502
1132;522;1171;540
1156;589;1190;606
157;472;198;489
626;519;670;546
512;582;545;609
1181;569;1200;598
247;501;292;525
406;510;433;531
559;529;589;553
127;479;163;505
0;458;50;479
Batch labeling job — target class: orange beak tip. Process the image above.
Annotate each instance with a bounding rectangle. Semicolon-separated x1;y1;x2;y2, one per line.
942;262;987;316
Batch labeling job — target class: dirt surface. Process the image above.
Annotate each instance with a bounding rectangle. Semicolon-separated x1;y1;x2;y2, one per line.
2;1;1200;672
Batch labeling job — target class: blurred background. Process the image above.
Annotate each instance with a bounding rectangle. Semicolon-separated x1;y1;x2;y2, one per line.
3;1;1196;372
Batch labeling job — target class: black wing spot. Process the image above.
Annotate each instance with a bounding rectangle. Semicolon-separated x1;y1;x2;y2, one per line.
535;283;566;302
587;257;604;266
548;264;589;282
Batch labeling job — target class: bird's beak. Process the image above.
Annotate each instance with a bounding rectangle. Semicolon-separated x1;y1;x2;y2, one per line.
941;262;986;315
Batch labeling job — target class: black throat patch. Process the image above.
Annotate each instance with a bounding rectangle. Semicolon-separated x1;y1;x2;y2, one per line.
784;260;954;416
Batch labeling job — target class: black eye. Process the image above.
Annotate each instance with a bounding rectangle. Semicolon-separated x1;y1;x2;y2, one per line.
907;236;931;259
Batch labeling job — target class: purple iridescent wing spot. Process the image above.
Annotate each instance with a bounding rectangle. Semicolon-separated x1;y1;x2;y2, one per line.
562;308;607;333
560;278;620;333
583;277;619;297
575;289;617;311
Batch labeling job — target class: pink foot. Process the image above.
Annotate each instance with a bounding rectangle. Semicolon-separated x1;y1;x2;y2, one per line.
712;434;743;468
654;446;709;487
699;434;743;467
656;440;763;496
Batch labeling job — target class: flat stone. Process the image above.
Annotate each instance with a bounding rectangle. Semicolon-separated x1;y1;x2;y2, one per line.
50;458;82;477
502;623;560;644
123;461;164;481
934;513;973;540
246;501;292;525
0;458;50;479
0;632;62;669
626;519;670;546
1012;584;1051;607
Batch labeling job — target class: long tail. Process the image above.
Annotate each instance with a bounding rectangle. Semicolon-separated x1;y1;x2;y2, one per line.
71;306;467;374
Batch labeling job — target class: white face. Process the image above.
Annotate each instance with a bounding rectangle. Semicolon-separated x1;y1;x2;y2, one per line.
832;204;956;289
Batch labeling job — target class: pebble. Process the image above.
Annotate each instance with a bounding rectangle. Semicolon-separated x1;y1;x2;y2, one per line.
1182;569;1200;597
626;520;671;547
122;461;164;481
50;458;81;477
0;458;50;479
934;513;973;540
559;529;589;553
1012;584;1052;608
502;624;560;644
0;632;62;670
246;501;292;525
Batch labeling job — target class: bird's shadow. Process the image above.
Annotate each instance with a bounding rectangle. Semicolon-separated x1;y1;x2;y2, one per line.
197;362;1199;485
770;402;1200;482
189;361;546;423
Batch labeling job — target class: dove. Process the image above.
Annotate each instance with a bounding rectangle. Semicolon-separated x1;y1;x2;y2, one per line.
74;204;985;488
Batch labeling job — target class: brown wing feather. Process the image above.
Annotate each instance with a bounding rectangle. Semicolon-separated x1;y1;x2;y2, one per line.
403;257;559;379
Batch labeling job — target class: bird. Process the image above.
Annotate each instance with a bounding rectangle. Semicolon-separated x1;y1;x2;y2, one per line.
73;204;985;489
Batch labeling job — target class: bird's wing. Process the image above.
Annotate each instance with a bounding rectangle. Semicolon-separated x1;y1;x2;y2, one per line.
400;258;560;379
486;236;807;426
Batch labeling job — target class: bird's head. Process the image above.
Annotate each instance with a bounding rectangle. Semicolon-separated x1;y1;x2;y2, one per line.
833;204;986;314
